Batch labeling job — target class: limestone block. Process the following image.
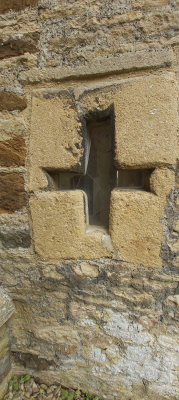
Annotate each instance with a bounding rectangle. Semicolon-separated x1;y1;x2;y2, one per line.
30;191;86;259
0;173;27;213
80;73;177;169
29;90;85;191
0;137;26;167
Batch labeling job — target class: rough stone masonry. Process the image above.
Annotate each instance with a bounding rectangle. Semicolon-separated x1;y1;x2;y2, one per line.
1;1;179;399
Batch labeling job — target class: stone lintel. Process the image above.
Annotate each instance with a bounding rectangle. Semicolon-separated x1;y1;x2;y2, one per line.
19;48;173;84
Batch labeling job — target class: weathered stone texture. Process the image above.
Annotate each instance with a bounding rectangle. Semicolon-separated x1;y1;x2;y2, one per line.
0;0;38;14
80;73;177;169
0;117;25;141
0;137;26;167
0;288;15;327
0;173;26;213
29;90;85;191
0;289;14;399
132;0;169;8
0;213;31;249
0;32;39;60
30;191;86;259
4;257;179;399
109;178;173;268
29;74;177;264
35;0;177;71
1;0;179;399
113;73;177;168
0;92;27;112
19;48;173;84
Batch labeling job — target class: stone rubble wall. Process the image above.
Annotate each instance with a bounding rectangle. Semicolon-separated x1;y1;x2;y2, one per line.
1;0;179;399
0;288;15;400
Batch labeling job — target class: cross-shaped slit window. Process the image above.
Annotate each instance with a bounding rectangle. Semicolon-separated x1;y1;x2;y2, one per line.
47;117;152;229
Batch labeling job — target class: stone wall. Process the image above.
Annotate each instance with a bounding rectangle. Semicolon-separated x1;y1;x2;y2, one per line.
1;1;179;399
0;289;14;400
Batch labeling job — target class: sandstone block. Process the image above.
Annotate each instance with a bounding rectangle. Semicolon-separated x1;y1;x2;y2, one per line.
80;73;177;169
29;90;86;191
0;0;38;14
114;73;177;168
30;191;86;259
0;32;39;59
0;91;27;112
0;137;26;167
0;173;27;213
109;190;167;268
150;168;175;197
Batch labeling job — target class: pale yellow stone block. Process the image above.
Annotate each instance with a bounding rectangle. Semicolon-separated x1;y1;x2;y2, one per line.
109;168;174;268
30;191;112;260
110;190;163;268
30;191;86;259
114;73;177;169
79;73;177;169
29;90;84;191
